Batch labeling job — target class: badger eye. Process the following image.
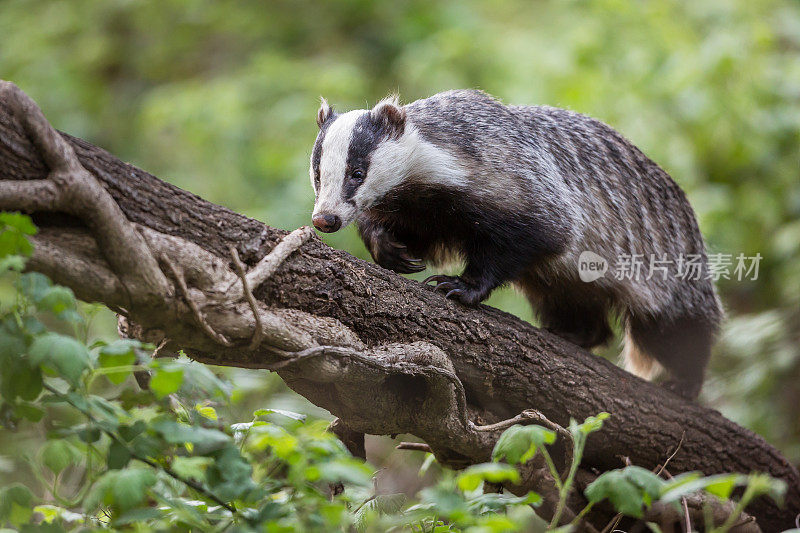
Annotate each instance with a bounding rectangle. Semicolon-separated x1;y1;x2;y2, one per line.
351;169;364;182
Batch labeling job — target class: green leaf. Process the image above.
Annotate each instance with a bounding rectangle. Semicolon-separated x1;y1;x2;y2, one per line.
0;362;43;402
97;340;139;385
585;466;665;518
466;491;541;515
414;484;470;520
77;426;101;443
660;472;787;508
118;420;147;442
744;472;787;505
457;463;521;492
35;285;79;323
419;453;436;477
248;423;299;457
0;213;35;258
181;361;232;398
253;407;307;421
704;473;743;499
0;212;37;235
33;504;83;526
571;412;610;436
195;404;218;421
29;332;92;386
113;507;162;526
475;514;517;530
660;473;742;504
0;255;26;272
491;424;556;465
107;439;132;470
98;339;143;361
149;367;184;398
112;468;157;511
84;472;115;512
41;440;80;475
151;419;230;454
13;401;44;421
204;445;256;500
85;468;157;513
171;456;213;482
619;466;666;504
0;323;42;402
354;493;407;531
586;471;645;518
0;321;26;362
18;273;52;303
315;458;373;485
0;484;35;526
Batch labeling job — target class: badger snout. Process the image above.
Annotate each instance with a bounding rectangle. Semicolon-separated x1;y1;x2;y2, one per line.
312;213;342;233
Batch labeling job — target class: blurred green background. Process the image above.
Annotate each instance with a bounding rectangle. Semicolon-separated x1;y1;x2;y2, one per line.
1;0;798;483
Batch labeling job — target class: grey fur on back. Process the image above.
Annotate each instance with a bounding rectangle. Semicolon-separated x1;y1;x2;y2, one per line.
405;89;722;323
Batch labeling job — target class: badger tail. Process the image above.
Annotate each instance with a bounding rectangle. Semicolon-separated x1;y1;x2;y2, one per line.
621;326;662;381
622;311;718;399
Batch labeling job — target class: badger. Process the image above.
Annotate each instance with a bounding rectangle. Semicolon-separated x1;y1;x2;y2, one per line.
308;90;723;399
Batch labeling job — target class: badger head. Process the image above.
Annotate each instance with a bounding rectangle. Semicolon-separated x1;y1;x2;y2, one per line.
309;96;408;233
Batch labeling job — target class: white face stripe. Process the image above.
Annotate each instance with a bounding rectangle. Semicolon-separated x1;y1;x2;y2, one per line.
314;110;366;218
312;114;469;229
357;125;468;208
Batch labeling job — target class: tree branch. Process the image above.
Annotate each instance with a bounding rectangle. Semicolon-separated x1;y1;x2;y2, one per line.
1;81;797;531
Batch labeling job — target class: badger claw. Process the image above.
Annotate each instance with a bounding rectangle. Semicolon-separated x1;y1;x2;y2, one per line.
433;281;458;293
445;288;466;300
423;274;453;285
370;238;425;274
424;275;486;306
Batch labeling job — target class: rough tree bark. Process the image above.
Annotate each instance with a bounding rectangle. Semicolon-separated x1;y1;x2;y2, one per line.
0;82;797;531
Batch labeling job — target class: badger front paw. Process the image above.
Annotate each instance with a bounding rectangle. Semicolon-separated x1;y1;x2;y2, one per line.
368;234;425;274
424;275;488;306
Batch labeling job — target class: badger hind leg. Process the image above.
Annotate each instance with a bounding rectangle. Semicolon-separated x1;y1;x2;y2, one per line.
535;293;614;350
625;312;718;400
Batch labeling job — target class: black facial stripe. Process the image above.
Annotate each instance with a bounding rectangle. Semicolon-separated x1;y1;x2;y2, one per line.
343;112;390;200
311;135;324;181
312;113;337;187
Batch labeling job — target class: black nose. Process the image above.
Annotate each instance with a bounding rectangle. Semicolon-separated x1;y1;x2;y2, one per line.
312;213;342;233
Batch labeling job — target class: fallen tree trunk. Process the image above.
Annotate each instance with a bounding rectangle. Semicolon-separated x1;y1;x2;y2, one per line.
0;82;797;531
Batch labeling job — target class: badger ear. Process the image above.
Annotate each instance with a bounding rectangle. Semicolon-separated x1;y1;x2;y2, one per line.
317;97;334;128
371;96;406;137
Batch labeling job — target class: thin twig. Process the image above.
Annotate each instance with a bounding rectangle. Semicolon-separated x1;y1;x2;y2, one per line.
229;245;264;350
655;431;685;476
475;408;573;469
161;253;233;347
663;468;692;533
396;442;434;453
600;517;622;533
602;434;689;533
474;409;567;438
353;494;377;515
259;344;332;370
227;226;314;295
730;515;757;529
